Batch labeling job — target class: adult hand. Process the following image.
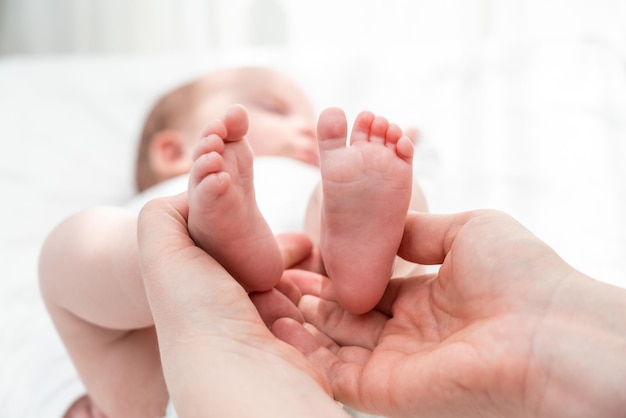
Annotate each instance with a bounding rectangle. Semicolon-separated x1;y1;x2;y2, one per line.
137;193;347;418
270;210;626;417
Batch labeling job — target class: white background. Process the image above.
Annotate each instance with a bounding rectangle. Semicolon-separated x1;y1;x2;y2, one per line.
0;1;625;416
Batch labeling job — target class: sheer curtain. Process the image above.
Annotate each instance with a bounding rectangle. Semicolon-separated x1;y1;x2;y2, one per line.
0;0;624;281
1;0;625;54
0;0;286;53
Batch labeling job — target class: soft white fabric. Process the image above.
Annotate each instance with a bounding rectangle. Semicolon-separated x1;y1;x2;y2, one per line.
1;44;625;417
126;157;320;234
0;303;85;418
3;1;626;55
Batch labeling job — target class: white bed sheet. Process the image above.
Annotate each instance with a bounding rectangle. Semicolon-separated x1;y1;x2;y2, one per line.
1;43;625;417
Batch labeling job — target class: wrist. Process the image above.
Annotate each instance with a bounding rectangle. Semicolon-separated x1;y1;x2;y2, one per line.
525;271;626;417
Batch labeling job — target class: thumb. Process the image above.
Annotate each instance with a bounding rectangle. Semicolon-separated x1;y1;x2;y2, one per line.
398;211;479;265
276;233;314;269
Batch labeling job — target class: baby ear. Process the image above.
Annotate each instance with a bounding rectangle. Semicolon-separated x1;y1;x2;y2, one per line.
149;129;193;182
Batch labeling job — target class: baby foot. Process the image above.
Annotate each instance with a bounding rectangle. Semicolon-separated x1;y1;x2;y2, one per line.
187;104;283;291
317;107;414;314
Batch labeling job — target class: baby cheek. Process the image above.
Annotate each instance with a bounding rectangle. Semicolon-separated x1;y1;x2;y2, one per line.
247;133;287;158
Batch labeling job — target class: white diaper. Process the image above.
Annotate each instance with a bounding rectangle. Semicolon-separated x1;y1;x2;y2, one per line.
252;156;320;234
125;156;321;235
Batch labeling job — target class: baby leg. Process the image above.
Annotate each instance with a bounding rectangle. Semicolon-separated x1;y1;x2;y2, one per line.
187;104;283;291
317;107;414;314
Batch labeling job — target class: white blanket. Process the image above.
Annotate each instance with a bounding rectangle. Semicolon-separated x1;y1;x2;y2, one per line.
1;44;625;417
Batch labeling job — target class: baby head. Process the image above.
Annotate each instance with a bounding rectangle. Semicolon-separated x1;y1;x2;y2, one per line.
135;66;318;192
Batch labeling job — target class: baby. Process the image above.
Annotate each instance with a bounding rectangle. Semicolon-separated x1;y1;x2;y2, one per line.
39;65;427;417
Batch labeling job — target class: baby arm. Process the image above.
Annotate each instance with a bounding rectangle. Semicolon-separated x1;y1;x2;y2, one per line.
39;206;168;417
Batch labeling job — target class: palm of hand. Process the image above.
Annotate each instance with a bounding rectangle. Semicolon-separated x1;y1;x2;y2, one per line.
274;211;573;417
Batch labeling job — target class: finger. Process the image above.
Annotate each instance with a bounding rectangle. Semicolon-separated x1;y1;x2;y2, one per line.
271;317;341;367
375;274;437;316
291;243;325;274
287;270;388;349
374;277;404;316
283;269;336;301
276;233;314;269
272;319;370;411
300;322;340;354
302;323;373;367
284;270;388;349
274;274;303;306
399;210;479;265
250;288;304;328
299;295;387;350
